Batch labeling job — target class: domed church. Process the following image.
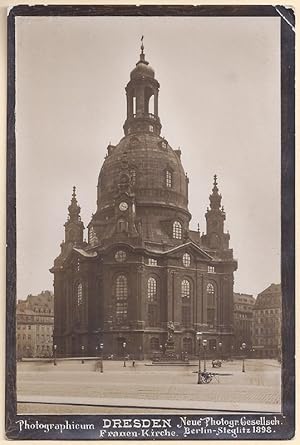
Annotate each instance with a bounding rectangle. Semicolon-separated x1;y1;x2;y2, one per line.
51;42;238;359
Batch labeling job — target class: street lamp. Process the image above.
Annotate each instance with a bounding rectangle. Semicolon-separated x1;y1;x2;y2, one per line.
196;332;202;384
53;344;57;366
159;344;163;358
218;342;223;361
81;345;85;364
203;339;208;372
123;342;127;367
99;342;104;373
241;342;246;372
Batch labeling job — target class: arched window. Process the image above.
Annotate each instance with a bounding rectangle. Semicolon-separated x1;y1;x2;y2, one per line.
148;95;154;115
145;86;154;115
77;283;83;306
181;279;191;327
150;337;159;351
166;170;172;188
181;279;190;299
173;221;182;239
207;283;215;305
148;277;159;327
207;282;216;326
147;277;157;302
115;275;128;323
183;253;191;267
133;96;136;115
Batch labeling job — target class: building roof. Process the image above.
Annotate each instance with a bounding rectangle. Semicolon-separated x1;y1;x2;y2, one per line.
73;247;97;258
233;292;255;305
254;283;281;309
17;291;54;313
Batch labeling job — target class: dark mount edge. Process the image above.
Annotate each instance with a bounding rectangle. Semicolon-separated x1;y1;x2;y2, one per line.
7;4;279;17
6;5;17;440
280;9;295;441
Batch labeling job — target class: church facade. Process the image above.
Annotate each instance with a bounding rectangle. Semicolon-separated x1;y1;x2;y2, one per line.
51;44;238;359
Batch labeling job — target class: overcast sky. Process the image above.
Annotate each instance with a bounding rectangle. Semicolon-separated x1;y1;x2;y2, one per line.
16;16;281;299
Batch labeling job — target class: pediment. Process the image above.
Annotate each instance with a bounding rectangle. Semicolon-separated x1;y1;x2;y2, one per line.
163;242;213;260
62;247;97;265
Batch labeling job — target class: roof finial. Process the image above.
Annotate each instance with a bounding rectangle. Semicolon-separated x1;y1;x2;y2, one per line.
68;186;81;222
141;35;144;54
209;174;222;210
139;35;146;63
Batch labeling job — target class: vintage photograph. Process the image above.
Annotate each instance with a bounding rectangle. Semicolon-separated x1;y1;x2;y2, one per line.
6;5;295;441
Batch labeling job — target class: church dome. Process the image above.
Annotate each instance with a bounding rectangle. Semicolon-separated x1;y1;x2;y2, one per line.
130;60;155;80
97;133;189;213
90;41;191;245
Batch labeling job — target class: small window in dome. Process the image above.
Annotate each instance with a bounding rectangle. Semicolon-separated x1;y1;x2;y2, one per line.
128;128;131;134
162;141;167;149
166;170;172;188
130;169;136;185
149;125;154;132
173;221;182;239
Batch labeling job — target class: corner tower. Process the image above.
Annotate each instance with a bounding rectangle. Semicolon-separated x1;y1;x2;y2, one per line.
202;175;230;251
64;186;84;246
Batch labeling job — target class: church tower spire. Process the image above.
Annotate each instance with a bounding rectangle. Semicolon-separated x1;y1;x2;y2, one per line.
209;174;222;210
64;186;84;245
123;37;161;136
202;175;230;251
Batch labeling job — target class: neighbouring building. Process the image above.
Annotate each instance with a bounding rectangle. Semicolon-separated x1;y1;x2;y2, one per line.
51;43;238;359
252;283;282;358
233;292;255;352
16;290;54;359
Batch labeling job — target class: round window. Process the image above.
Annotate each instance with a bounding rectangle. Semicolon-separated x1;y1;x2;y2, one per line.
115;250;127;262
183;253;191;267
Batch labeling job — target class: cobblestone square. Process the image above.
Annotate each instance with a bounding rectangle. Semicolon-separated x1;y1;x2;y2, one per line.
17;358;281;414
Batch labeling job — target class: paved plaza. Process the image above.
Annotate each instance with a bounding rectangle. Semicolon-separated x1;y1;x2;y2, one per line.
17;358;281;414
